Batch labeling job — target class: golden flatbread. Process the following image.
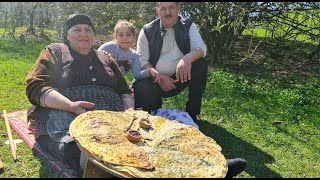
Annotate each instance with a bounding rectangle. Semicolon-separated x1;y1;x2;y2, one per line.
149;120;227;178
69;110;227;178
70;110;152;169
111;147;224;178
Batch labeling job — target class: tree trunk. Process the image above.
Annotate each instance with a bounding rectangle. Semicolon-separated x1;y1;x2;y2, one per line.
27;3;37;34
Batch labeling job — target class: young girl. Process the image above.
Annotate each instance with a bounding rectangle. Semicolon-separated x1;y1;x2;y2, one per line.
98;20;159;82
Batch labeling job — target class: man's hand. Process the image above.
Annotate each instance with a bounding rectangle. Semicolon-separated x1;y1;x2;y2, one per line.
158;74;178;92
176;58;192;83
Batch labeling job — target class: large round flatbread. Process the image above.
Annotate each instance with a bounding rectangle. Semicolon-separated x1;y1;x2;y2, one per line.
70;110;152;169
69;110;227;178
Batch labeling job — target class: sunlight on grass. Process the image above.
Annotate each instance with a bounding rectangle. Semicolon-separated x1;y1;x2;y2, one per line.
243;27;315;42
243;10;319;43
0;38;60;178
164;69;319;178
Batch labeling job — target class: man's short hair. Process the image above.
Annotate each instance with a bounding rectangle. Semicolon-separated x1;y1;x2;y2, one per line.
156;2;180;7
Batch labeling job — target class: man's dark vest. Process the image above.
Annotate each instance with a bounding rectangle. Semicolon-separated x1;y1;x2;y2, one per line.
143;16;193;67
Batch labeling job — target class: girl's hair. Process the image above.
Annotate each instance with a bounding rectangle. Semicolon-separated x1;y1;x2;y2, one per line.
113;20;136;40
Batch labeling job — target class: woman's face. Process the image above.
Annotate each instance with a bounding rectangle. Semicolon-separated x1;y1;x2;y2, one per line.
67;24;94;55
115;25;135;51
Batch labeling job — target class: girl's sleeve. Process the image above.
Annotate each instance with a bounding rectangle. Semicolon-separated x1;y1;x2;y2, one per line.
131;55;149;80
97;42;111;51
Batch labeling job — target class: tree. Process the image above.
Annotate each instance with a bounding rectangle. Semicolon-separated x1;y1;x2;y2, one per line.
1;2;319;64
180;2;320;66
180;2;258;66
0;2;10;38
26;2;38;34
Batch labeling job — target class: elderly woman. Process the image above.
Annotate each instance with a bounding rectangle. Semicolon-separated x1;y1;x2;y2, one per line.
25;14;134;175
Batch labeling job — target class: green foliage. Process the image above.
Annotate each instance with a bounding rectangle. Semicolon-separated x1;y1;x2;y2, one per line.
52;2;156;36
180;2;264;66
179;2;320;66
243;10;320;43
1;2;319;67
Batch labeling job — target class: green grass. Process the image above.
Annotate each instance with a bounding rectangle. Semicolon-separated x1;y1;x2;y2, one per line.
162;68;319;178
0;38;60;178
0;35;319;178
242;26;314;43
243;10;320;43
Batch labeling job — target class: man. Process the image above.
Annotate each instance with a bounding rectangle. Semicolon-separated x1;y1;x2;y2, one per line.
133;2;247;178
133;2;207;122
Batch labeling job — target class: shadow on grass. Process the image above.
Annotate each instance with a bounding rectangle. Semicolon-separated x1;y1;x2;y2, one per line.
197;119;282;178
31;143;79;178
224;36;319;82
38;161;62;178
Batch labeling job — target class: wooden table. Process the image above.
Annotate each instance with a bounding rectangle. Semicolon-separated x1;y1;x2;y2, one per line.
82;157;133;178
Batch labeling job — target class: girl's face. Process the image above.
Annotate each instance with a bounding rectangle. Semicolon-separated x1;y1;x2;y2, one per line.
115;25;135;51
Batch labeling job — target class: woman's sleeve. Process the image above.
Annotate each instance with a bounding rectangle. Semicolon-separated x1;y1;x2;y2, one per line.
108;58;132;95
25;48;59;105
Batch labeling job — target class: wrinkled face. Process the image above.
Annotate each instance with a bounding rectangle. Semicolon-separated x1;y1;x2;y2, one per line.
67;24;94;54
115;25;135;51
156;2;180;28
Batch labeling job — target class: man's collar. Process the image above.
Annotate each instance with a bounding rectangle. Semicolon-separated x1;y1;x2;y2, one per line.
159;16;182;37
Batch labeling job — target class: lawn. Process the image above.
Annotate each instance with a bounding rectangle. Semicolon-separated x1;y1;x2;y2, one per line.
242;10;320;43
0;34;319;178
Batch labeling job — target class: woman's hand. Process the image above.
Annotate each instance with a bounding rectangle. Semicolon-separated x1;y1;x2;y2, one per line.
69;101;96;115
121;94;135;110
42;89;95;115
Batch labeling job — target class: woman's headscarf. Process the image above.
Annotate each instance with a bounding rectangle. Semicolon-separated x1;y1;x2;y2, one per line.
61;14;94;44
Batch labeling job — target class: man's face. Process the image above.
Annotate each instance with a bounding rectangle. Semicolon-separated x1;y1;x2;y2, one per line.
156;2;180;28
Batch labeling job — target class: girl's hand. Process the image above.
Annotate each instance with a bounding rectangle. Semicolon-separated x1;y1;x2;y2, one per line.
149;68;160;83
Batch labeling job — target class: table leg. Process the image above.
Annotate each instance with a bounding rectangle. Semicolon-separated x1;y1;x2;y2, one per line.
82;158;114;178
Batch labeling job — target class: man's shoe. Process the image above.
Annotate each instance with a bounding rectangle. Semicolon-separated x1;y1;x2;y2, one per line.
189;114;198;122
225;158;247;178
